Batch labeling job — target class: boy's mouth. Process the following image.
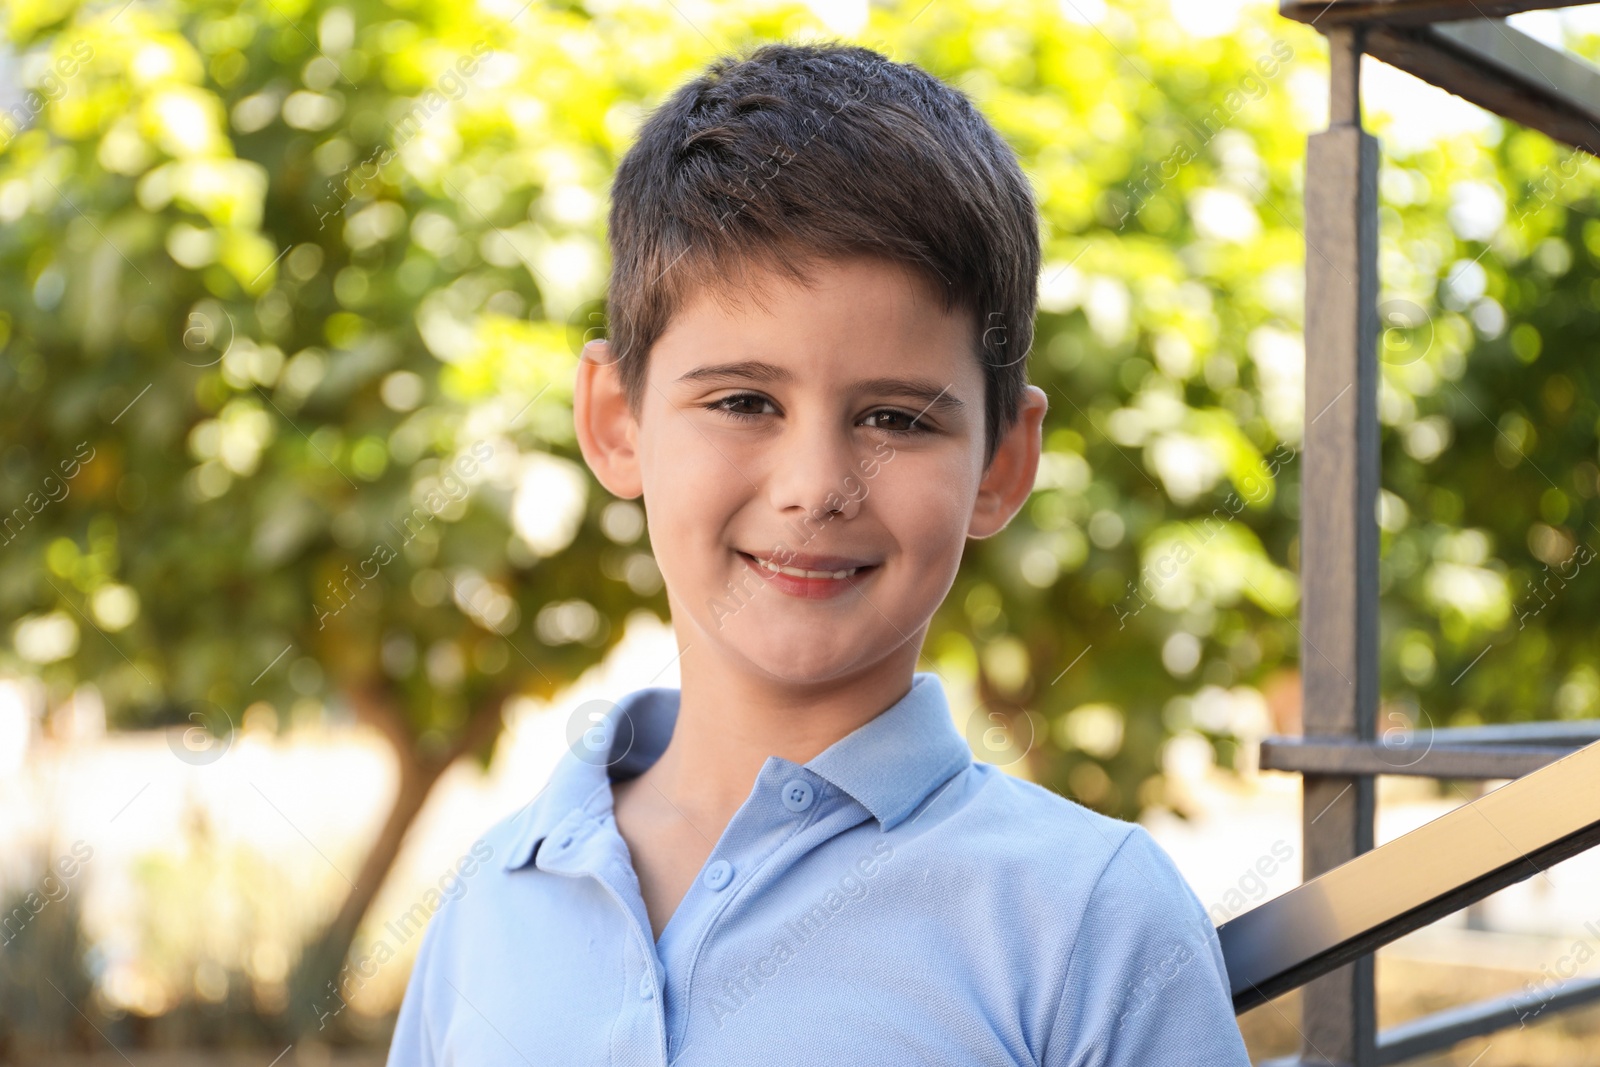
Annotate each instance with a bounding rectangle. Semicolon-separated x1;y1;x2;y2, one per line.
735;550;879;581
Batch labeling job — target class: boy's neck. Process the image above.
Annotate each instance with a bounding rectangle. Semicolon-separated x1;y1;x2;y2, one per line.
632;636;926;825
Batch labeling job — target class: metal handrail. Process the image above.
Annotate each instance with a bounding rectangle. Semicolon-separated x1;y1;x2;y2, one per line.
1374;973;1600;1064
1258;719;1600;778
1218;738;1600;1013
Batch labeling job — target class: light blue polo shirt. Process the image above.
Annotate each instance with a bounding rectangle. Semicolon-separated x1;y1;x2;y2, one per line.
386;671;1250;1065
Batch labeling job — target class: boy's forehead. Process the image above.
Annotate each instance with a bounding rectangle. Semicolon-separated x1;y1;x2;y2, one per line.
659;254;973;357
677;252;950;321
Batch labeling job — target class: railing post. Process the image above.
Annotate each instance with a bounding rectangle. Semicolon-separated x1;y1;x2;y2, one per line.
1299;22;1379;1067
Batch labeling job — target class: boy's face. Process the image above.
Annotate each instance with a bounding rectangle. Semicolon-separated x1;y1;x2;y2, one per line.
575;254;1047;687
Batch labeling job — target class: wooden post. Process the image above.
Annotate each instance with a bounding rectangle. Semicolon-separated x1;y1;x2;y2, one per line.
1298;23;1379;1067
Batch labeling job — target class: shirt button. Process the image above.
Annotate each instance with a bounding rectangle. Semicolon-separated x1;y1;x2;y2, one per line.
781;778;814;813
703;859;733;890
639;975;654;1000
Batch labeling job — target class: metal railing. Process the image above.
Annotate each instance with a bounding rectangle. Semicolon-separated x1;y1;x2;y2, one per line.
1229;736;1600;1008
1212;4;1600;1064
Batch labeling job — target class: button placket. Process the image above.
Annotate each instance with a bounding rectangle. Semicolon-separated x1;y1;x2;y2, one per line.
689;769;819;900
691;772;814;903
780;777;814;813
702;859;734;890
537;813;590;871
660;766;843;1060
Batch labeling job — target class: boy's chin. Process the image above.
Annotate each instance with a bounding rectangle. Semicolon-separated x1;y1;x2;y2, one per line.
724;629;889;685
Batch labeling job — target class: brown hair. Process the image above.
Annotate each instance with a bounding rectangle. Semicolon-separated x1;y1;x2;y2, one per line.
603;39;1040;468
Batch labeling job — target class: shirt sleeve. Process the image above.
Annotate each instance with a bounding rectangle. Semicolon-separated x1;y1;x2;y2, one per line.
1042;823;1251;1067
385;907;445;1067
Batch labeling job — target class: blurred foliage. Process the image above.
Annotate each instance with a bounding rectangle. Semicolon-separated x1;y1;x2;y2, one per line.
4;0;1600;1031
125;801;311;1026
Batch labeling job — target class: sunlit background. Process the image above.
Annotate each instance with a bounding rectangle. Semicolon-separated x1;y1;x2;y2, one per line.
7;0;1600;1062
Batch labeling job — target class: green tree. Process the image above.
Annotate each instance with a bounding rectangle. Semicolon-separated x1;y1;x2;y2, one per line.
2;0;681;1031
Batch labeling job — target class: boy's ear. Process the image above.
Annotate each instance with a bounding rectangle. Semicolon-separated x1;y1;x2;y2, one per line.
573;339;644;499
968;385;1049;540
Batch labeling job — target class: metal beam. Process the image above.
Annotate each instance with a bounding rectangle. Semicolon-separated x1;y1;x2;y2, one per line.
1299;20;1381;1064
1280;1;1574;27
1423;720;1600;746
1374;972;1600;1063
1217;739;1600;1014
1259;738;1577;778
1364;19;1600;157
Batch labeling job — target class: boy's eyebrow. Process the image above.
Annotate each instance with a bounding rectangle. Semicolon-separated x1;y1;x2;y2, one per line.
675;360;793;387
675;360;966;415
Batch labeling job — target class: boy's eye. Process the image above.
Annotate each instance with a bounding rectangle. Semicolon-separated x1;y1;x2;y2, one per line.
706;393;776;420
861;408;928;434
704;394;930;435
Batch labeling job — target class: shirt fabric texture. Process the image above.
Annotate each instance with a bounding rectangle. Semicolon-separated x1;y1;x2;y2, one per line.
386;671;1252;1066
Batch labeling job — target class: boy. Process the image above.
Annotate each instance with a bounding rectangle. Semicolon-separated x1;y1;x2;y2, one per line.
388;40;1252;1065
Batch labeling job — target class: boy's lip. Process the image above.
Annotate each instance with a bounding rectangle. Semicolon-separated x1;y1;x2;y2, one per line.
732;550;883;575
736;549;880;575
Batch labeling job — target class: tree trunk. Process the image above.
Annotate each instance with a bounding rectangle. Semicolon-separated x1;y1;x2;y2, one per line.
286;754;443;1036
284;676;512;1037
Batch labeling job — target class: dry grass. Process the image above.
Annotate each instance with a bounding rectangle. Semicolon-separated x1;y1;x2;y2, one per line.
7;1048;384;1067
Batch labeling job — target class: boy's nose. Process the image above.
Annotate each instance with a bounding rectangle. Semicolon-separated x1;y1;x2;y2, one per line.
763;421;866;523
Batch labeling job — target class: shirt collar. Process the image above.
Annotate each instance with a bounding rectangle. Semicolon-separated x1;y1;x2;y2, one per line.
503;671;972;871
803;671;973;831
500;686;679;872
